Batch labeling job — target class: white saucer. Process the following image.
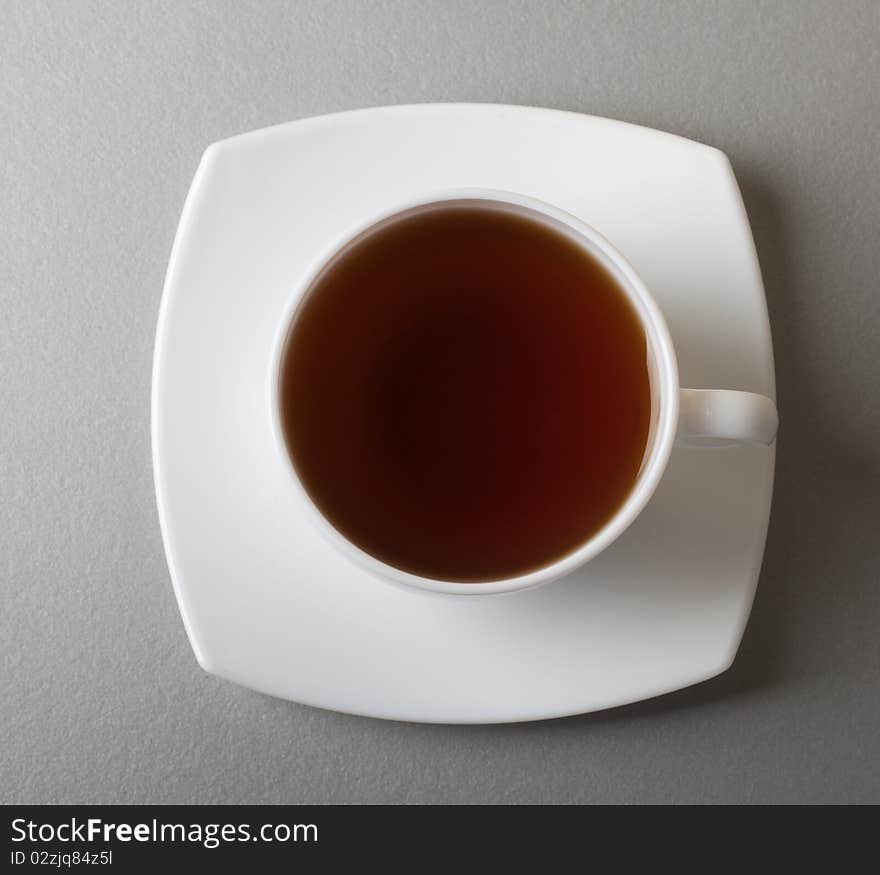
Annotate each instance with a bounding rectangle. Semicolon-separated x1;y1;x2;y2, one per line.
153;104;776;724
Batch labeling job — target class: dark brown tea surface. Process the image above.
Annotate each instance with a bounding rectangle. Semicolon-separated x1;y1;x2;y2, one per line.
280;205;651;581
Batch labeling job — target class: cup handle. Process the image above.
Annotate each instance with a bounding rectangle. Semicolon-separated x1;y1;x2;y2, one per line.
677;388;778;447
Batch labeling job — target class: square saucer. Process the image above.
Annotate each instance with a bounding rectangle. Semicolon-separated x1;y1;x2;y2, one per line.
153;104;776;723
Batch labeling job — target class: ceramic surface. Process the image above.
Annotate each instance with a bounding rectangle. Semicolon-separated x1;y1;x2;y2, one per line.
153;104;776;723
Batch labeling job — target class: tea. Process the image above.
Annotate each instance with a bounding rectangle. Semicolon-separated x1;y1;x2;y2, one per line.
279;204;651;581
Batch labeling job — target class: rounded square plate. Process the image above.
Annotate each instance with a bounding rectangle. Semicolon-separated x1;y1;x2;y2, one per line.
153;104;775;723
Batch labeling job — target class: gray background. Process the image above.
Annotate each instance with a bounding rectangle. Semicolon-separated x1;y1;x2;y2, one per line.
2;0;878;803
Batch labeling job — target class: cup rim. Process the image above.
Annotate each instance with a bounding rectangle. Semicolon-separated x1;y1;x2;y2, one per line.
267;188;680;596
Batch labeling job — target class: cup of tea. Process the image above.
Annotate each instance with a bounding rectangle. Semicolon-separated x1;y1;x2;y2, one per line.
268;190;778;596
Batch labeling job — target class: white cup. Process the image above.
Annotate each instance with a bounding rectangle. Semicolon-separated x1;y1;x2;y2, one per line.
269;190;778;597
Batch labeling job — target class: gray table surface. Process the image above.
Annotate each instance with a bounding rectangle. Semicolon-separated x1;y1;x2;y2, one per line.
3;0;879;804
